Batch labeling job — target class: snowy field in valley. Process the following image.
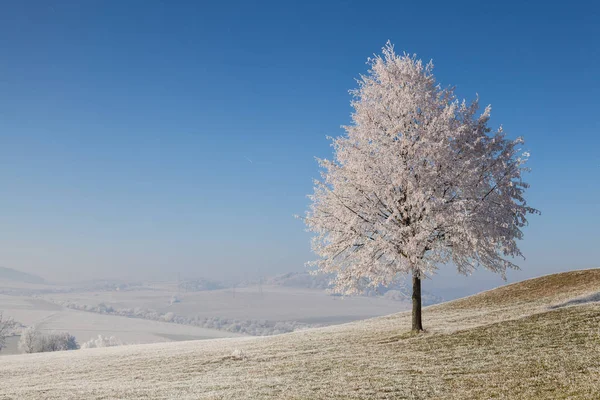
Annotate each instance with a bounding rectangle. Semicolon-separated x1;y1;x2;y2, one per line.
0;277;408;355
0;293;242;355
41;284;406;324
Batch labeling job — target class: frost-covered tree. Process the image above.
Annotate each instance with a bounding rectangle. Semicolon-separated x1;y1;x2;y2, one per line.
81;334;123;349
303;42;538;331
18;326;39;353
0;312;15;352
46;332;79;351
18;326;79;353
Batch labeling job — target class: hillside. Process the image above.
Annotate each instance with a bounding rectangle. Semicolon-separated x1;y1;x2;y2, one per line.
0;267;45;285
1;269;599;399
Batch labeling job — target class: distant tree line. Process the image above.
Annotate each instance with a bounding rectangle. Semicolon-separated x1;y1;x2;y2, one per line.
55;300;315;336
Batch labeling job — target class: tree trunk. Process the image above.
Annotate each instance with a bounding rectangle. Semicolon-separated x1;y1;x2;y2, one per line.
412;270;423;332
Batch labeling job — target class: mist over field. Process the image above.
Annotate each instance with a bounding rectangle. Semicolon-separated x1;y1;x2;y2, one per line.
0;266;444;356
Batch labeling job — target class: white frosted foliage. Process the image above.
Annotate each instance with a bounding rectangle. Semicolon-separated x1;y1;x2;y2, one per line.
303;42;538;294
82;335;124;349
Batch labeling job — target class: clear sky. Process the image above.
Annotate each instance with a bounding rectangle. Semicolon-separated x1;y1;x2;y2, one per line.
0;1;598;294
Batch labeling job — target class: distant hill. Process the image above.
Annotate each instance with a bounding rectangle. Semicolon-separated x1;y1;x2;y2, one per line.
178;278;224;292
262;271;444;305
0;267;45;284
262;271;333;290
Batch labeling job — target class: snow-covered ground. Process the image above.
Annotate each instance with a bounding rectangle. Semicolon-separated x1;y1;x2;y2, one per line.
41;284;406;323
1;269;598;399
0;294;242;354
0;277;409;354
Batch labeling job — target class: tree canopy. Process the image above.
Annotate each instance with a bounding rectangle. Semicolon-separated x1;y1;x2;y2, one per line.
304;43;538;302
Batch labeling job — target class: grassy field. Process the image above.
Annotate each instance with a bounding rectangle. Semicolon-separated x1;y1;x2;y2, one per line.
0;269;599;399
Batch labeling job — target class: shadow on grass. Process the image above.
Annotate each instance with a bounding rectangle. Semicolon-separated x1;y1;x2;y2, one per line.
549;292;600;309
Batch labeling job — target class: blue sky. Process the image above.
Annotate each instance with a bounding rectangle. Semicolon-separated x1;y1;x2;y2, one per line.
0;1;598;294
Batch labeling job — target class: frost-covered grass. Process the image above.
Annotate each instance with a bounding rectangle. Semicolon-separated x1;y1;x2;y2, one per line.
1;269;599;399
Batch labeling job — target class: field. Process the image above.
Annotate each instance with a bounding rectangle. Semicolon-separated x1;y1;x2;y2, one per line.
0;278;405;354
1;269;598;399
41;284;405;324
0;293;243;355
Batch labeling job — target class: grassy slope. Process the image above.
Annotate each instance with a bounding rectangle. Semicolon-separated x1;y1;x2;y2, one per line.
1;269;599;400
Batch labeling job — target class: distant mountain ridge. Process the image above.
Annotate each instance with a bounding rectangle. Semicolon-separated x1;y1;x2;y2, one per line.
262;271;333;290
260;271;444;305
0;267;45;284
178;278;224;292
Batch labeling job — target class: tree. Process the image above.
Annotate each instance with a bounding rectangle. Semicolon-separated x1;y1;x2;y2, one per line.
81;334;123;349
18;326;39;353
303;42;538;331
45;332;79;351
18;326;79;353
0;312;15;352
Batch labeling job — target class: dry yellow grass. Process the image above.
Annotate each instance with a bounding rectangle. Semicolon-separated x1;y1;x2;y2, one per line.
446;269;600;309
1;269;599;399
